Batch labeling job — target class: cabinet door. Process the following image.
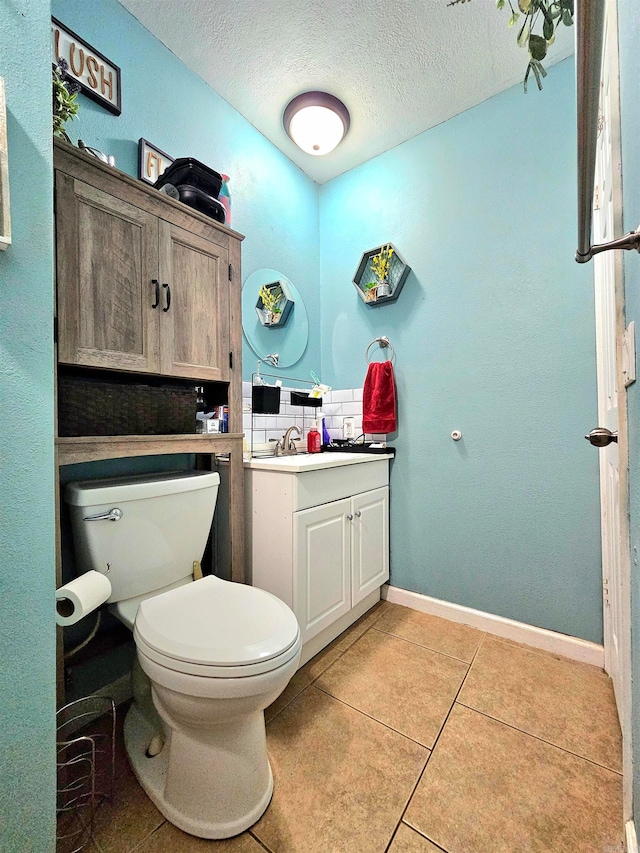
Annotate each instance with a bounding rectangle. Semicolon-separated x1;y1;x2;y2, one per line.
159;221;230;381
351;487;389;606
55;173;160;373
294;499;351;644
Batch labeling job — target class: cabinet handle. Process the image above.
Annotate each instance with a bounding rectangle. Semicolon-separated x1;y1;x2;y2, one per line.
355;511;361;517
151;279;160;309
347;513;353;521
162;283;171;312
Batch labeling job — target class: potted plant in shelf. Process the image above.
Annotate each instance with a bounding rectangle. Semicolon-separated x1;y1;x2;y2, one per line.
258;282;284;325
367;244;394;300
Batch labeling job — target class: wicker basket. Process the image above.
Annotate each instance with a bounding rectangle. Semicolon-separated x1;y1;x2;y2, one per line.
58;375;197;436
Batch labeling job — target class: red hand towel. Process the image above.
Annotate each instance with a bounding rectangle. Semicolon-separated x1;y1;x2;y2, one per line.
363;361;397;434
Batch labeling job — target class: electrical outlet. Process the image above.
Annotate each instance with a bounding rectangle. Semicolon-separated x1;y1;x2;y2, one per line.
343;417;355;439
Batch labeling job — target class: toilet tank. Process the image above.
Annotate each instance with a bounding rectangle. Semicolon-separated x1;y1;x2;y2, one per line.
65;471;220;604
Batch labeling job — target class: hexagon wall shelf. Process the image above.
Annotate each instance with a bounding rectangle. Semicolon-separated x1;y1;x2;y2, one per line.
353;243;411;306
255;279;294;328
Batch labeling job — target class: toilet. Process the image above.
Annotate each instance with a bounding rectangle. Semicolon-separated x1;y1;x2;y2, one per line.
65;470;301;839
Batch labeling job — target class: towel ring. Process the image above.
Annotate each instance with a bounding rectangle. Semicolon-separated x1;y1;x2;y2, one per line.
365;336;396;364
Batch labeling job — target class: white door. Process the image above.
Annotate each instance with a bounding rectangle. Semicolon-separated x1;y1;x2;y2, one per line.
592;4;631;804
351;487;389;606
294;499;351;644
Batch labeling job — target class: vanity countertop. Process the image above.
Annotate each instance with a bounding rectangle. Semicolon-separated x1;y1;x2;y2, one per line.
243;451;393;473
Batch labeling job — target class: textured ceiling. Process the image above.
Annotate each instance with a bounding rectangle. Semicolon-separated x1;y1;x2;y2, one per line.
117;0;574;184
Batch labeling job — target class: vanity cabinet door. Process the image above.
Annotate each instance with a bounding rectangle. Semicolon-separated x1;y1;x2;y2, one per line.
351;487;389;606
294;498;351;644
159;221;230;382
55;172;160;373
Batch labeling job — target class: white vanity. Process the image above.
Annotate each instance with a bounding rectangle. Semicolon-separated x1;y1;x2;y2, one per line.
244;452;392;666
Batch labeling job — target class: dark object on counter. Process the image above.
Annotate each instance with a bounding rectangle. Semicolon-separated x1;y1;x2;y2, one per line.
174;185;225;222
290;391;322;408
155;157;223;199
324;439;395;456
252;385;281;415
58;374;197;436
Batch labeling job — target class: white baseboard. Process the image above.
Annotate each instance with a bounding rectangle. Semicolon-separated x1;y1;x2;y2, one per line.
627;820;638;853
382;585;604;668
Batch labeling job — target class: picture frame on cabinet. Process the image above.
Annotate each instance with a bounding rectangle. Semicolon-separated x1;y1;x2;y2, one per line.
138;138;174;186
0;78;10;251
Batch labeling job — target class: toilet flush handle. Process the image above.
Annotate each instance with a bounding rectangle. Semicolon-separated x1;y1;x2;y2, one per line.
83;508;123;522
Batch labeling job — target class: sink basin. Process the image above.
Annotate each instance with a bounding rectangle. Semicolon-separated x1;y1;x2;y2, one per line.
243;451;392;473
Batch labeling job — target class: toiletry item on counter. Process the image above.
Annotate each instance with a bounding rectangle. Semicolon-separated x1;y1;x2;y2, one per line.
195;386;206;433
321;415;331;448
307;420;321;454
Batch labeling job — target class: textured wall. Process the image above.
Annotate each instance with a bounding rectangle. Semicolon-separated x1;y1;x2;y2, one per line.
52;0;321;382
616;0;640;819
319;58;602;643
0;1;56;851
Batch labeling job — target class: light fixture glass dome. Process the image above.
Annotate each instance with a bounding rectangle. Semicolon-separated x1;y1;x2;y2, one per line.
283;92;350;156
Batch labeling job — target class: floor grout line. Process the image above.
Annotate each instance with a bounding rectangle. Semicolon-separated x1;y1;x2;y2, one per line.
248;828;275;852
311;682;434;751
370;625;479;665
386;638;485;852
455;700;624;776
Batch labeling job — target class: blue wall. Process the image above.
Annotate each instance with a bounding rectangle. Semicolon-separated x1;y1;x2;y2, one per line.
52;0;321;381
616;0;640;819
0;1;56;850
319;58;602;643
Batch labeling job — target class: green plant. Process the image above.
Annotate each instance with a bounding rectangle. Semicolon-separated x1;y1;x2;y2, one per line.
258;283;284;317
447;0;574;92
367;244;394;288
53;59;80;141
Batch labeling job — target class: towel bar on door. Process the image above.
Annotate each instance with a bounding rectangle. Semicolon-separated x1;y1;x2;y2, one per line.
365;336;396;364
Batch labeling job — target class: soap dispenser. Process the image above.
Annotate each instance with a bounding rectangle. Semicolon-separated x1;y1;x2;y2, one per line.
307;420;321;454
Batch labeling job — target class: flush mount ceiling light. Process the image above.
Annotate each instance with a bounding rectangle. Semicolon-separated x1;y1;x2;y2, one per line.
283;92;350;156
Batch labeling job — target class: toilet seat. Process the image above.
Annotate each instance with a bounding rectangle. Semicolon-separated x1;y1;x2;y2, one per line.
134;575;301;679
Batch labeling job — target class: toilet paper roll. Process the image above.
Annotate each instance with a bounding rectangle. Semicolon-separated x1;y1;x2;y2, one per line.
55;571;112;627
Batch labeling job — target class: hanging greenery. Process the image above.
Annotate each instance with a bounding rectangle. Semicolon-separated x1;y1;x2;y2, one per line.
53;59;81;141
447;0;574;92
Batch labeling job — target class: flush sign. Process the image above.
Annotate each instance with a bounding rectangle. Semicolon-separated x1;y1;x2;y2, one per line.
52;18;121;115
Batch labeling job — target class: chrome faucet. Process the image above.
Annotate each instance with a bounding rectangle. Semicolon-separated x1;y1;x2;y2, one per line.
275;425;302;456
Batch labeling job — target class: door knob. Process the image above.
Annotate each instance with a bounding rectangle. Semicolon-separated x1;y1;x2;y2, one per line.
585;427;618;447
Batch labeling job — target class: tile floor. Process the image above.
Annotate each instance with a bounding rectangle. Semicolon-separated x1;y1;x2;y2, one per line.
74;601;624;853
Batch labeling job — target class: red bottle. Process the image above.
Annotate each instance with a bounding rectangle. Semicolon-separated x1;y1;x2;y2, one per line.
307;420;321;454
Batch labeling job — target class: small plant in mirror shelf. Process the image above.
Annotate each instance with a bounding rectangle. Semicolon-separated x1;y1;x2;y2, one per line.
258;283;284;324
53;59;80;142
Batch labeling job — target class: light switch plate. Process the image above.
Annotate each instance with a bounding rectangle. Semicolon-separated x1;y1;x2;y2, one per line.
623;321;636;387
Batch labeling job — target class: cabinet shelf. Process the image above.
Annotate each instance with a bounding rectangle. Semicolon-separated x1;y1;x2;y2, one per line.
56;432;244;466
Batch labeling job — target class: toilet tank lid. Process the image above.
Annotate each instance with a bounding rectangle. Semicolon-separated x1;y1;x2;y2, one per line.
65;470;220;507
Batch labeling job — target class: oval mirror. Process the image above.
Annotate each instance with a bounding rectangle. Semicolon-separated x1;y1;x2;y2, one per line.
242;269;309;368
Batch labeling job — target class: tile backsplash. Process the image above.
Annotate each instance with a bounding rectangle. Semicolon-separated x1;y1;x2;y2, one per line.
242;382;387;452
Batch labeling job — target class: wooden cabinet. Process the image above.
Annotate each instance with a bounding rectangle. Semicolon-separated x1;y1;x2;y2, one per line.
159;221;229;382
56;174;160;373
246;456;391;664
55;145;232;383
53;138;245;580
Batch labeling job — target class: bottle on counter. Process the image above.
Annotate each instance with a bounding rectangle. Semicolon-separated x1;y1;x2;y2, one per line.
195;386;206;433
307;420;321;454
